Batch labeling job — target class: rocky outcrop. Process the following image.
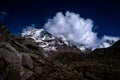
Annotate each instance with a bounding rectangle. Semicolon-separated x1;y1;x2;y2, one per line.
0;24;80;80
21;53;33;69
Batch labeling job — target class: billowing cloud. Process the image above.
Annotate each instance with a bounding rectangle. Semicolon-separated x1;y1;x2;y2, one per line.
21;11;120;50
44;11;98;48
44;11;119;49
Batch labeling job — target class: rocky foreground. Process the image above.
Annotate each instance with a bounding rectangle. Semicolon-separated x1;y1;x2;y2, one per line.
0;24;120;80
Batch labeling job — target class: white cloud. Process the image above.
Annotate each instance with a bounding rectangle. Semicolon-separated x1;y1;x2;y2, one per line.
1;11;8;15
0;11;8;18
44;11;98;48
102;35;119;42
0;11;8;21
44;11;120;49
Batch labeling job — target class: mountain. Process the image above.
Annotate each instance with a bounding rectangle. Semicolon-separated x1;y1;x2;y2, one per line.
21;27;119;53
21;27;83;55
98;36;119;48
0;24;120;80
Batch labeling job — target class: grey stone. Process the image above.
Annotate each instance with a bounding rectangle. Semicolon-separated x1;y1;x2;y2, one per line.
20;67;33;80
0;43;22;65
33;66;43;75
21;53;33;69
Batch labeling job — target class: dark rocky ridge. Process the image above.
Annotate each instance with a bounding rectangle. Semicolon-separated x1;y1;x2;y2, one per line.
0;24;120;80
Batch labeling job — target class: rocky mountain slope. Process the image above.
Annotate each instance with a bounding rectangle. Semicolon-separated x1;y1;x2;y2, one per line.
0;24;120;80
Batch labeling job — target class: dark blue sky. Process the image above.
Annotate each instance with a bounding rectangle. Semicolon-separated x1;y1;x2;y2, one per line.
0;0;120;37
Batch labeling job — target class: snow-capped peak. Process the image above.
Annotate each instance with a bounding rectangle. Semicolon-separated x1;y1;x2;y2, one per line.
21;27;70;51
99;36;120;48
21;27;44;40
21;27;119;52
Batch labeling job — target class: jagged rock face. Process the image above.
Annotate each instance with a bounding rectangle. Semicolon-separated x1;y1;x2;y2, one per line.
0;24;120;80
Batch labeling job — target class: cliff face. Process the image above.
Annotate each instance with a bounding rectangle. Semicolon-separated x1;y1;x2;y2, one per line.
0;24;120;80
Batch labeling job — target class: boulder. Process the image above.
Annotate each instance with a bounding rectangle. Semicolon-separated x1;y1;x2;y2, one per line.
20;67;33;80
6;64;21;80
21;53;33;69
0;43;22;65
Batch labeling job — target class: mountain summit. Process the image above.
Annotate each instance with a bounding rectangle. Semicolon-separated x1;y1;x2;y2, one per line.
21;27;83;54
21;26;119;52
0;24;120;80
